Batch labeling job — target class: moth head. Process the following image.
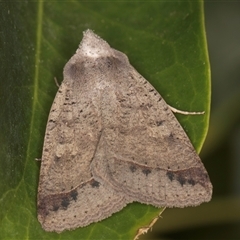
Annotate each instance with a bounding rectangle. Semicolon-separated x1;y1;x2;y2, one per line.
77;29;113;59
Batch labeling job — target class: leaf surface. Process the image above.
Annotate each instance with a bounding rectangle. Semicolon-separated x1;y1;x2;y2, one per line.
0;1;210;239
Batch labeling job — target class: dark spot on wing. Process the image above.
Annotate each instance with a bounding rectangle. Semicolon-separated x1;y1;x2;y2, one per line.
61;197;70;208
188;178;196;186
130;165;137;172
142;168;151;176
38;186;83;217
166;167;210;188
90;179;100;188
156;120;165;126
70;189;78;201
166;171;174;181
176;174;186;186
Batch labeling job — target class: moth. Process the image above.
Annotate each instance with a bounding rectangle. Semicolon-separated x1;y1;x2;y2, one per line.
38;30;212;233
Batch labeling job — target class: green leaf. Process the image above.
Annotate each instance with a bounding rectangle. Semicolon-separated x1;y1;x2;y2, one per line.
0;1;210;239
